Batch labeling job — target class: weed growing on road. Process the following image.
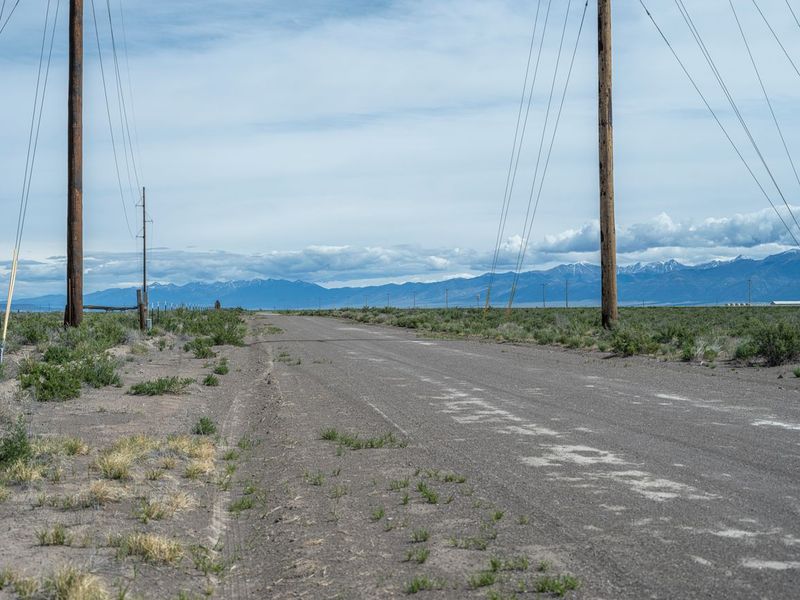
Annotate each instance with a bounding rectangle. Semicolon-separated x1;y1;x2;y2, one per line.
533;574;580;596
448;536;489;551
192;417;217;436
401;493;409;505
405;548;430;564
43;565;108;600
491;510;504;522
320;428;406;451
304;470;325;486
467;570;496;589
371;506;386;521
329;485;348;499
405;576;445;594
417;481;438;504
129;377;193;396
228;496;254;515
411;529;429;543
389;478;409;490
202;374;219;387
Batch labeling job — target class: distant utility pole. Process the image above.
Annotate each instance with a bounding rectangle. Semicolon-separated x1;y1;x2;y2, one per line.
137;187;150;331
413;292;416;309
387;293;390;307
565;279;569;309
65;0;84;328
542;284;547;309
599;0;618;329
364;295;368;308
445;289;449;309
748;279;752;306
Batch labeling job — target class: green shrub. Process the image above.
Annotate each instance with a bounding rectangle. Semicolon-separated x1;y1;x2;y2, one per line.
79;354;121;388
213;359;229;375
0;417;32;467
753;322;800;366
129;377;193;396
19;360;81;402
610;327;658;357
734;339;758;361
202;374;219;387
192;417;217;436
184;337;216;359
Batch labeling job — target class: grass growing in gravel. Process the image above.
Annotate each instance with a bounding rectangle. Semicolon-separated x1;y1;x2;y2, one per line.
213;358;230;375
417;481;439;504
405;548;430;564
405;577;445;594
192;417;217;436
534;574;580;596
411;529;430;543
202;374;220;387
320;428;406;451
110;532;183;564
129;377;193;396
44;565;109;600
36;523;72;546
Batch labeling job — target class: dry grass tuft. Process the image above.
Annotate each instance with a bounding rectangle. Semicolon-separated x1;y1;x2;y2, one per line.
44;565;109;600
93;451;133;480
110;532;183;564
3;459;43;484
86;480;125;506
12;576;39;599
165;491;195;513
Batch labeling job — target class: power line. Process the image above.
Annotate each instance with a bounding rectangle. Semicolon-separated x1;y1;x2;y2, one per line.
3;0;60;362
751;0;800;79
487;0;552;308
674;0;800;237
89;0;135;237
105;0;141;196
730;0;800;194
117;0;145;184
0;0;22;37
638;0;799;246
509;0;589;308
786;0;800;30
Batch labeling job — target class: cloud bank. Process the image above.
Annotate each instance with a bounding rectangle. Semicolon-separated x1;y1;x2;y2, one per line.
3;206;796;298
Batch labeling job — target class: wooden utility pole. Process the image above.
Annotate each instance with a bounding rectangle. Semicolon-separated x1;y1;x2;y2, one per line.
65;0;83;327
141;187;147;306
598;0;618;329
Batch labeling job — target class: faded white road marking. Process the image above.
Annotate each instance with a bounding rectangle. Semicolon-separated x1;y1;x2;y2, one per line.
752;419;800;431
521;445;628;468
593;470;717;502
364;400;409;437
741;559;800;570
691;556;713;566
499;424;561;437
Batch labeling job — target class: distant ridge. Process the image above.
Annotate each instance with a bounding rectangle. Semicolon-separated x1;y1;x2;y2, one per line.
11;250;800;310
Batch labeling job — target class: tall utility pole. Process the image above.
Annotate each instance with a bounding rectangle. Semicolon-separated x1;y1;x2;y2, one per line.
748;279;752;306
65;0;83;327
542;284;547;308
565;279;569;308
141;187;147;305
598;0;618;329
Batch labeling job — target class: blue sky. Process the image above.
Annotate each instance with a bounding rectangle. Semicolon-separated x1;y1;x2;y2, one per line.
1;0;800;296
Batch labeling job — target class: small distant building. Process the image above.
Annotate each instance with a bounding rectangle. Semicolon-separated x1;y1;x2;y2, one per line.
771;301;800;306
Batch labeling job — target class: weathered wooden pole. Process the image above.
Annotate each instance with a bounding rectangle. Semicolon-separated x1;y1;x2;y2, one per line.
598;0;618;328
66;0;83;327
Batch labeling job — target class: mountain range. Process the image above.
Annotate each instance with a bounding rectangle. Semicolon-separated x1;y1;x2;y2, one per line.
10;250;800;310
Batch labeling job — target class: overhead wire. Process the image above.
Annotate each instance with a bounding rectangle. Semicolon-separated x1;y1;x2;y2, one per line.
674;0;800;238
89;0;135;238
786;0;800;30
0;0;22;36
730;0;800;194
3;0;60;363
105;0;141;199
508;0;588;310
751;0;800;79
485;0;550;309
117;0;145;185
638;0;800;246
